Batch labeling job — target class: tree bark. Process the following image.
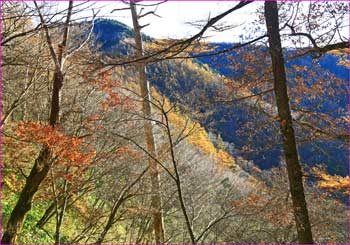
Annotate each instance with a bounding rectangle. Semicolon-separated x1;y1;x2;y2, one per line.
95;167;148;244
130;2;165;244
264;2;314;244
36;200;58;229
1;2;73;244
1;147;51;244
163;110;196;243
54;168;70;244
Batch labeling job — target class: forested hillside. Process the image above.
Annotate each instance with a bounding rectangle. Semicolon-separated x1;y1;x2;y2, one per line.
1;1;349;244
92;18;348;176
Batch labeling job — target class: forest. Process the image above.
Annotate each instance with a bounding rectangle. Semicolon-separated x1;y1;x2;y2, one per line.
1;1;349;244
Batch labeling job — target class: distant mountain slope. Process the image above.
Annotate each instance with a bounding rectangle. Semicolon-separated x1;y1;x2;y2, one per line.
195;44;348;175
91;19;348;176
90;19;259;189
92;19;133;56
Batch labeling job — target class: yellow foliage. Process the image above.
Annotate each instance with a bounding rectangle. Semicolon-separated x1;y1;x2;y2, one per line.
216;149;234;167
337;59;349;68
122;59;237;168
3;175;22;193
188;129;217;156
327;48;350;56
73;199;90;220
144;39;213;55
312;166;350;193
327;48;350;68
317;173;350;193
153;90;235;167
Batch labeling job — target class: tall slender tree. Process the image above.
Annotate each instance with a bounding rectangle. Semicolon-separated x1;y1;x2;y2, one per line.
129;2;165;243
1;2;73;244
264;1;314;244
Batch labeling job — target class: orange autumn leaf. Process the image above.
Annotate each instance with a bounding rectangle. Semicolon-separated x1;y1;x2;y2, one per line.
312;166;350;193
15;121;95;167
87;69;134;111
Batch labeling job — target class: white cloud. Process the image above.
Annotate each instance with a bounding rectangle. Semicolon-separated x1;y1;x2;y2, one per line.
84;1;261;42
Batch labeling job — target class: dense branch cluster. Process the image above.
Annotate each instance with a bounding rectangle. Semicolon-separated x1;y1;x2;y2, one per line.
1;1;348;244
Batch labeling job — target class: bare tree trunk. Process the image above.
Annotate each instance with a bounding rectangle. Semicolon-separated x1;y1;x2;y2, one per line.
129;2;165;244
55;188;68;244
36;200;57;229
1;147;51;244
162;110;196;243
264;2;314;244
95;197;125;245
95;167;148;244
1;2;73;244
54;168;70;244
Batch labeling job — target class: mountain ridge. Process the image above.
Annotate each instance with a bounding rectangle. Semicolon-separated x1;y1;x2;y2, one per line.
90;18;348;176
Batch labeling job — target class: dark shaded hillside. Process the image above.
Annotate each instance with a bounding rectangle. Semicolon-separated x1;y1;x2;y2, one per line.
197;42;349;80
92;19;348;176
92;19;151;56
92;19;133;56
195;44;348;175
